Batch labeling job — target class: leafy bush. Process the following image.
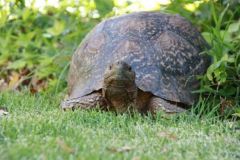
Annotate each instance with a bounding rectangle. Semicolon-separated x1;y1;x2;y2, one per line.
204;3;240;116
0;0;102;92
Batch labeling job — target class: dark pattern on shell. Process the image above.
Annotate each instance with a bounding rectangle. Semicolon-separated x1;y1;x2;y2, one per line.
167;15;210;51
104;12;168;41
153;31;201;75
67;12;211;105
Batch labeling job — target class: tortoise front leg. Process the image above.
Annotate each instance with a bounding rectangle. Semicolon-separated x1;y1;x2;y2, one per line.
61;92;107;111
148;96;186;115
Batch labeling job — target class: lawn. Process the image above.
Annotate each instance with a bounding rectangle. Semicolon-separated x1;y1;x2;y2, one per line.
0;91;239;160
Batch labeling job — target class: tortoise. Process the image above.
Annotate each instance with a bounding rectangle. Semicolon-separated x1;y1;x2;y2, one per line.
61;11;211;114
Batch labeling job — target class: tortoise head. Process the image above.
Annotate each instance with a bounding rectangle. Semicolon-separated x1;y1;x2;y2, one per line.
103;61;137;112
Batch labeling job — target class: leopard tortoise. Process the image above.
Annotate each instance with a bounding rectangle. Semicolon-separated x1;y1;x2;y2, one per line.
61;11;211;114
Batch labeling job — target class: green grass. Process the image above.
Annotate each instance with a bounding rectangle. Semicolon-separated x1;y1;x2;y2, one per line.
0;91;239;160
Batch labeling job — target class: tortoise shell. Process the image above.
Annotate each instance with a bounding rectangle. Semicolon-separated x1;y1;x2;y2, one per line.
67;12;211;105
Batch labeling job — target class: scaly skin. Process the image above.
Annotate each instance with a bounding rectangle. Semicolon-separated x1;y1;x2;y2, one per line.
61;92;106;110
102;61;137;113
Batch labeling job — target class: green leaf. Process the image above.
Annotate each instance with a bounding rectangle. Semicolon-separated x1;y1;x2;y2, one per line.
221;54;229;61
7;60;26;69
219;86;236;96
22;8;32;21
202;32;212;44
220;30;232;43
35;65;57;79
47;20;65;36
0;55;9;66
227;21;240;33
206;60;228;83
232;113;240;117
218;72;227;84
39;56;54;66
94;0;114;16
206;64;215;81
221;54;235;63
0;10;7;28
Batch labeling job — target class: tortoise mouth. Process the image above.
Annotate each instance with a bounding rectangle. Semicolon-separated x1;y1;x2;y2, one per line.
104;74;133;82
104;76;134;88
